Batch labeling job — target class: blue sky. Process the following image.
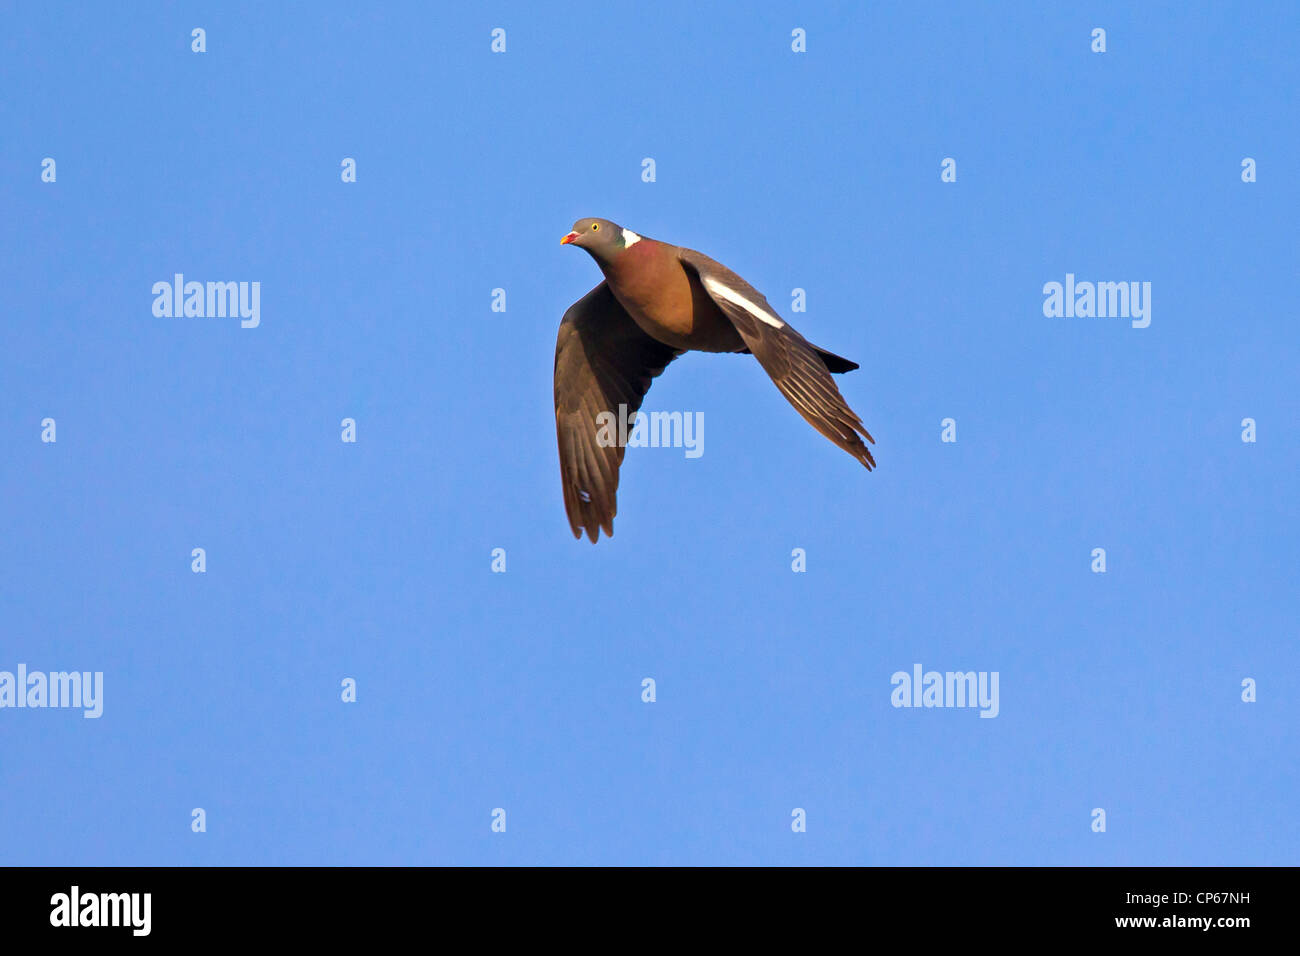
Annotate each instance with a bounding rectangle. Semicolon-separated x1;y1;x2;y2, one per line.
1;2;1296;865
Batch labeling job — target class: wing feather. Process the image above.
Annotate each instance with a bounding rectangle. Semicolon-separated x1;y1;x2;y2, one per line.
678;250;876;469
554;282;681;541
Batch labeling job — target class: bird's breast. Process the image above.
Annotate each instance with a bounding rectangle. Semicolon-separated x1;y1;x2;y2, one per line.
604;246;743;353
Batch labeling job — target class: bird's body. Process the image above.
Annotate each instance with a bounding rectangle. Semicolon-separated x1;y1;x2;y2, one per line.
555;218;875;542
599;239;745;353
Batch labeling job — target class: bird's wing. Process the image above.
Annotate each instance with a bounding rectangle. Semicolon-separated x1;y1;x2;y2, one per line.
555;281;682;542
678;249;875;469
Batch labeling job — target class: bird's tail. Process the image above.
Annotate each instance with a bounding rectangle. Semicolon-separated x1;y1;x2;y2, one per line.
738;344;858;374
813;346;859;374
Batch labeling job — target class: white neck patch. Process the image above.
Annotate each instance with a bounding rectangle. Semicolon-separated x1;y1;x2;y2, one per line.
621;228;642;248
702;275;785;329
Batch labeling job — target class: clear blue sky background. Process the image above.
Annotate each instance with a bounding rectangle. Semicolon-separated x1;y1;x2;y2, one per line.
2;2;1296;865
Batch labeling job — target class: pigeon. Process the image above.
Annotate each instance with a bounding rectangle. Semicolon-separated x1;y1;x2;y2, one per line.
555;217;874;542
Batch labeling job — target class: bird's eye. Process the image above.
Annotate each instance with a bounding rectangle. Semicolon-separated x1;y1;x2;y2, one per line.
591;223;599;231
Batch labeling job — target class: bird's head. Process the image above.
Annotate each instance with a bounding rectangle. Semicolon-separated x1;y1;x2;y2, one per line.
561;218;640;264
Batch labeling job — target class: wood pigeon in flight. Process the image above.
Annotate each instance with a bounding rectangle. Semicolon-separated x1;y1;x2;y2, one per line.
555;217;874;542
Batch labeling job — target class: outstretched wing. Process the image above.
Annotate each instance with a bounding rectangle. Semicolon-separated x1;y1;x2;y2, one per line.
679;249;875;469
554;282;681;542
